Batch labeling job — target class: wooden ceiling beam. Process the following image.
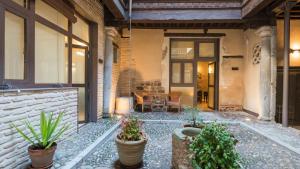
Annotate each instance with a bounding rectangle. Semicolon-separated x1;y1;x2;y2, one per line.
131;9;241;21
103;0;127;19
242;0;274;18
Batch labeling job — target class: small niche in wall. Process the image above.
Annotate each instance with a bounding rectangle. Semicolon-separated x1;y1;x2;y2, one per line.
232;67;239;71
223;55;243;59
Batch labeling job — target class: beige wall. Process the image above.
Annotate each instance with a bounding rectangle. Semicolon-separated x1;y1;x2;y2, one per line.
216;29;245;108
242;29;261;114
131;29;164;82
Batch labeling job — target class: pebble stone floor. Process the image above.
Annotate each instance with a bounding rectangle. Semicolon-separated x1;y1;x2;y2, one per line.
52;118;118;168
76;119;300;169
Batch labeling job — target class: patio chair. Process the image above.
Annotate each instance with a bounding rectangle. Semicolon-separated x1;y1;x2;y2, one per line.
167;92;182;112
151;94;168;112
134;92;153;112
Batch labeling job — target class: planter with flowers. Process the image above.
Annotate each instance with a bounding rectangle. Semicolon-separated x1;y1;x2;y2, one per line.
12;112;69;169
115;117;147;167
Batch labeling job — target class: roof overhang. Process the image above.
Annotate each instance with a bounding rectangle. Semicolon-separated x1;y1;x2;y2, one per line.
131;9;241;21
103;0;276;29
103;0;127;20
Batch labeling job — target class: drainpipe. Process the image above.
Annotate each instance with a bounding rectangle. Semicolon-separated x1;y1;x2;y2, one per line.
282;3;290;127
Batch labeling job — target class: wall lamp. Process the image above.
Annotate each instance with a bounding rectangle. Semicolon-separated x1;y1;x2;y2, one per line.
290;49;300;58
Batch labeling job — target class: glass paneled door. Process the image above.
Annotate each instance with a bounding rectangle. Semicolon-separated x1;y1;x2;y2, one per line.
72;46;88;122
195;39;219;110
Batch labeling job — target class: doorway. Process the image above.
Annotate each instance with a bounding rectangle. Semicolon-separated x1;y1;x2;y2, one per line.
196;61;216;111
72;46;88;123
169;38;219;109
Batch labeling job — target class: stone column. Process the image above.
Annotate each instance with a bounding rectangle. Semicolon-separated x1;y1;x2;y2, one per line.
256;26;272;120
103;27;119;118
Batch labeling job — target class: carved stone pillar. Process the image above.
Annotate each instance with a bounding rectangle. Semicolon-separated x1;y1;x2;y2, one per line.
256;26;272;120
103;27;119;118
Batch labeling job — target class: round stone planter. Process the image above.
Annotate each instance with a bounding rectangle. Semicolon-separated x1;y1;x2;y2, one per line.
115;136;148;167
172;127;202;169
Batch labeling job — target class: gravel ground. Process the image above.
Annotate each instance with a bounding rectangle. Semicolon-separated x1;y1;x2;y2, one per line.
76;121;300;169
77;121;183;169
131;111;225;121
52;118;118;168
229;125;300;169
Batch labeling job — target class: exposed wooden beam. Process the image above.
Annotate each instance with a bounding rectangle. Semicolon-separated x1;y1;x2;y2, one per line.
164;33;226;37
103;0;127;19
131;9;241;21
242;0;274;18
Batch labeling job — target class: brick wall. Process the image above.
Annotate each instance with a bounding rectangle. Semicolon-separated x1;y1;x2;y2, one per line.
118;37;136;96
73;0;105;118
110;35;121;113
0;88;78;169
110;54;120;113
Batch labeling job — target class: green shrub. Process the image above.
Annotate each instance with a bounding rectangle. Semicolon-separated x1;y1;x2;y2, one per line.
118;117;144;141
12;112;69;149
189;123;240;169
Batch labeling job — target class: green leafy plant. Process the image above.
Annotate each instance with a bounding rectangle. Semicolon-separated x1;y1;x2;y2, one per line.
118;117;144;141
11;112;69;149
184;106;204;128
189;123;240;169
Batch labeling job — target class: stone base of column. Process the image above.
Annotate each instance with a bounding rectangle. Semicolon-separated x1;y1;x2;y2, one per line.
102;112;112;118
258;115;271;121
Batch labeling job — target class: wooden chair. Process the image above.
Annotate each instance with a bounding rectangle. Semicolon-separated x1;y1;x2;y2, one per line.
134;92;153;112
151;94;168;112
167;92;182;112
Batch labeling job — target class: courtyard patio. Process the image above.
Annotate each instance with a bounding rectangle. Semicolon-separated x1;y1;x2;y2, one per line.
50;111;300;169
2;0;300;168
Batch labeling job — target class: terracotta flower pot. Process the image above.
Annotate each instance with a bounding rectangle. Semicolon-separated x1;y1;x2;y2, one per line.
115;135;148;167
28;143;57;169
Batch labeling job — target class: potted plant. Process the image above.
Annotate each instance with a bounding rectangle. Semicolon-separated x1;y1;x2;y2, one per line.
189;123;240;169
183;106;205;129
115;117;147;167
12;112;69;168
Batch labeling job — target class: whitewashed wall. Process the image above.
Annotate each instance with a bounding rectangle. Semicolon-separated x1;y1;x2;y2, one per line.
0;88;78;169
242;29;261;115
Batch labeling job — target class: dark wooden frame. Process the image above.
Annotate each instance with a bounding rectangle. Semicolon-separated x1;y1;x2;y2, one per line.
169;38;220;109
169;38;195;87
0;0;99;122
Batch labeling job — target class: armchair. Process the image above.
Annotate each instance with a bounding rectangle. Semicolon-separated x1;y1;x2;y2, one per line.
134;92;153;112
167;92;182;112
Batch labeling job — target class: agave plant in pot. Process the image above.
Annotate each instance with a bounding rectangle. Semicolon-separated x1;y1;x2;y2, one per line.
12;112;69;169
115;117;147;167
